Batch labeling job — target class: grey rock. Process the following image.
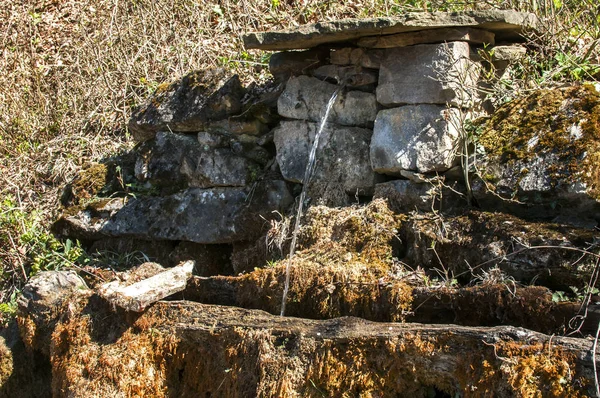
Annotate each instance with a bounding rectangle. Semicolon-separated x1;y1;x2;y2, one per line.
312;65;378;88
488;45;527;61
128;69;245;143
52;181;293;244
358;27;495;48
197;131;230;148
243;10;537;50
278;76;377;127
330;47;384;69
135;131;261;189
371;105;461;174
268;47;330;82
273;120;378;196
377;42;480;107
472;85;600;225
17;270;89;355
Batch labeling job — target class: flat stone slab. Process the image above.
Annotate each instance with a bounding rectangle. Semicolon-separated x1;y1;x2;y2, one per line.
98;261;195;312
52;181;293;244
243;10;537;50
358;27;495;48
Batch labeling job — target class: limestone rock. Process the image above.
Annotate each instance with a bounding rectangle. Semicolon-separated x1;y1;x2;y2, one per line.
278;76;377;127
370;105;461;174
377;42;480;107
52;181;293;244
472;85;600;224
312;65;378;88
358;27;495;48
135;131;261;189
243;10;537;50
330;47;384;69
17;271;89;354
98;261;195;312
268;47;330;82
128;69;245;143
273;120;378;196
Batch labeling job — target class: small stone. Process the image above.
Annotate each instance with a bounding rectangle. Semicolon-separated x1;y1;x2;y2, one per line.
312;65;378;88
330;47;384;69
278;76;377;127
370;105;462;174
268;47;329;82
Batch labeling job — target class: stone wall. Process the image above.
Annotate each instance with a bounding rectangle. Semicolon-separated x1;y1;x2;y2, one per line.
53;10;600;277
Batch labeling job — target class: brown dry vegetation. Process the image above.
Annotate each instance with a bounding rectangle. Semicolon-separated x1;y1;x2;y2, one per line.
0;0;598;316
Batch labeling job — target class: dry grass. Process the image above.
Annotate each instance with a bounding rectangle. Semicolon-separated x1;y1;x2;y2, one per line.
0;0;598;316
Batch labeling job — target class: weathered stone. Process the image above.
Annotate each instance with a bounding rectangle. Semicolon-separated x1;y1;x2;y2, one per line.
98;261;194;312
358;27;495;48
472;85;600;225
128;69;245;143
197;131;229;148
243;10;537;50
373;179;465;213
489;44;527;61
268;47;330;82
207;118;268;136
135;131;261;189
330;47;384;68
278;76;377;127
17;271;89;355
274;120;378;196
312;65;378;88
371;105;461;174
52;181;293;244
377;42;480;107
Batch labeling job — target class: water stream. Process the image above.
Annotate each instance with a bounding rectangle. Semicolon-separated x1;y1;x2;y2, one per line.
280;86;342;316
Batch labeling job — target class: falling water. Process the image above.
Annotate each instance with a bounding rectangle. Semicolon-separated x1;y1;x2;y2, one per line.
280;86;341;316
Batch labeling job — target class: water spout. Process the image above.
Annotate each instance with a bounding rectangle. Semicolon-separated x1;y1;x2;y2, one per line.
280;86;342;317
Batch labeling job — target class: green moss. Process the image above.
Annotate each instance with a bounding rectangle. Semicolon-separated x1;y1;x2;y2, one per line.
69;163;110;206
479;85;600;199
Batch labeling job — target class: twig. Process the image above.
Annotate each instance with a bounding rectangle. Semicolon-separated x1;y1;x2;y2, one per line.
593;320;600;398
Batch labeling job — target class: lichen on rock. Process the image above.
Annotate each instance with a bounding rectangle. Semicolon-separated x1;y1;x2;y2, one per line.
474;84;600;223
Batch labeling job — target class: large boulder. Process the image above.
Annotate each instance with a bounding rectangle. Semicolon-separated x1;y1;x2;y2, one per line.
273;120;379;197
128;69;245;143
377;42;480;107
52;181;293;244
370;105;462;174
472;84;600;225
277;76;377;127
135;131;262;190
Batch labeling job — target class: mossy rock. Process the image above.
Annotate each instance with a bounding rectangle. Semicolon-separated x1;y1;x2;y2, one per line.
474;84;600;224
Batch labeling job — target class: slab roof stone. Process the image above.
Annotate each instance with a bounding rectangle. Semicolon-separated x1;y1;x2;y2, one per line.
243;10;537;51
